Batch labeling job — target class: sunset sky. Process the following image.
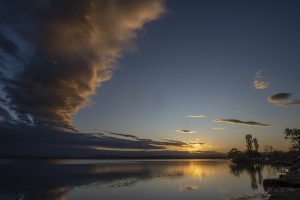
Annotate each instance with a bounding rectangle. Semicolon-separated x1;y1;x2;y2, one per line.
1;0;300;156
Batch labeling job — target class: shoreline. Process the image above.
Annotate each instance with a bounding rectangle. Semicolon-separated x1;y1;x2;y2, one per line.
263;158;300;199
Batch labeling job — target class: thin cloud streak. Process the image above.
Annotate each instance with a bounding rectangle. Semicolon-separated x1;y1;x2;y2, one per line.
105;131;140;140
268;93;300;107
285;100;300;106
214;119;269;127
176;129;196;134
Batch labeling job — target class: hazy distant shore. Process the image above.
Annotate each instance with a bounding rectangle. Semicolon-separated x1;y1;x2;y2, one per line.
0;155;228;160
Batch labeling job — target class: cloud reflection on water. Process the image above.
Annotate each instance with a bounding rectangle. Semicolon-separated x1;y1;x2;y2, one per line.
0;160;224;200
0;160;278;200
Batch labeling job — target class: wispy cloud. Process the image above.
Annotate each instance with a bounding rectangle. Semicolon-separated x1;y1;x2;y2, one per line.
186;114;206;118
285;100;300;106
176;129;196;134
214;119;269;127
104;131;140;140
268;92;300;107
253;71;270;90
212;127;224;131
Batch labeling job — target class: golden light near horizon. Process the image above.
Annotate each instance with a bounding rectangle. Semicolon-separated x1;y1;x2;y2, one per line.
163;160;220;181
187;143;205;153
163;139;207;153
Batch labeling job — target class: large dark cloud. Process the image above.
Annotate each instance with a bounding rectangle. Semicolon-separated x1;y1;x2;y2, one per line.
0;0;164;130
214;118;269;127
268;92;300;107
0;0;175;157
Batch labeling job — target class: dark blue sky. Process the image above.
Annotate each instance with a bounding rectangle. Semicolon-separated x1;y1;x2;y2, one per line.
73;0;300;151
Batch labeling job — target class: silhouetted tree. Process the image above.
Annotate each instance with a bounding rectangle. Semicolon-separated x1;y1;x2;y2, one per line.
264;145;274;154
245;134;253;152
284;128;300;151
228;148;242;158
252;138;259;152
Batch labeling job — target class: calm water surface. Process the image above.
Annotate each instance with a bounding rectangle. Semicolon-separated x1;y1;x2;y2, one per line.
0;159;282;200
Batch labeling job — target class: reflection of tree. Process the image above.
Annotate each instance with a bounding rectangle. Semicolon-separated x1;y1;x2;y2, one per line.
229;163;264;189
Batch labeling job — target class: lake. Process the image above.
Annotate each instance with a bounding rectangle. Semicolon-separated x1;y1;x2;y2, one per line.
0;159;282;200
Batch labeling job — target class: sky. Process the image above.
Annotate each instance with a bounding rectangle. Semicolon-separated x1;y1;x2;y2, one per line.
0;0;300;156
